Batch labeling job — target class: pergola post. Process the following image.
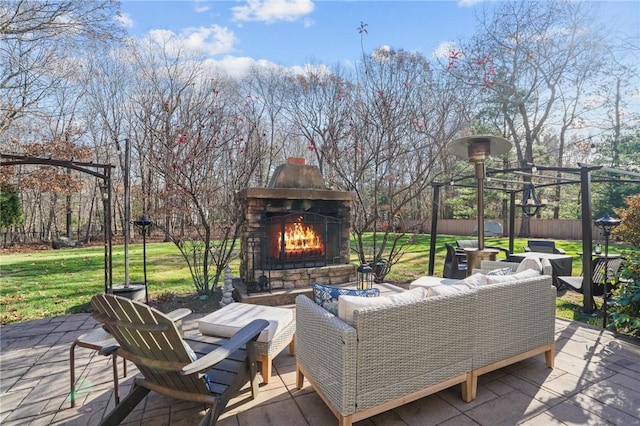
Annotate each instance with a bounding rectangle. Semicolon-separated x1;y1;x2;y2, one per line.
580;165;595;314
428;183;441;276
509;191;516;255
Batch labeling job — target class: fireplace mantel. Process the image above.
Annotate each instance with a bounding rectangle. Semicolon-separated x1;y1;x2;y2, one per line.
240;187;352;201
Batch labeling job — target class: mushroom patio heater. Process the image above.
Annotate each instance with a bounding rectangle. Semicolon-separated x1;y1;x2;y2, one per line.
133;216;152;304
447;135;512;273
593;214;621;328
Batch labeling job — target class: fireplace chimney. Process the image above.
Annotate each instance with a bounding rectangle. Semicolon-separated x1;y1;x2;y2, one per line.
268;157;326;189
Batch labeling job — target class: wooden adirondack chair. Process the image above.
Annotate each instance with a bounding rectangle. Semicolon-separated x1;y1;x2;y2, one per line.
91;294;268;426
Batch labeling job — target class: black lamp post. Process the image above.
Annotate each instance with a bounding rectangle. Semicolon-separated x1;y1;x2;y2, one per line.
593;214;621;328
133;216;152;304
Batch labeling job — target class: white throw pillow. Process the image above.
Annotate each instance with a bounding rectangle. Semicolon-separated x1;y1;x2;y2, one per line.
540;258;552;275
337;287;426;325
516;257;543;274
483;274;518;285
484;268;540;285
426;283;473;297
459;273;487;288
409;276;460;289
510;269;542;280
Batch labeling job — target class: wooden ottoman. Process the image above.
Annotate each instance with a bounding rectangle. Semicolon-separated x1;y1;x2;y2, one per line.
198;303;295;384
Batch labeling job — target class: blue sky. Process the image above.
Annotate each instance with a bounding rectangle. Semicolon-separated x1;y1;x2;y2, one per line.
117;0;640;76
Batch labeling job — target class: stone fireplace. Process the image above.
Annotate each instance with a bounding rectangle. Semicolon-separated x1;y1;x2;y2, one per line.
239;158;354;292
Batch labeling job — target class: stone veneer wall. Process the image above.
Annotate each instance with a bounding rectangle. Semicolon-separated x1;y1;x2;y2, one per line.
239;187;353;289
255;264;357;290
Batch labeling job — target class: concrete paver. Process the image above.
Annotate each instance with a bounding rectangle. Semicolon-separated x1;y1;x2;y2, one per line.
1;314;639;425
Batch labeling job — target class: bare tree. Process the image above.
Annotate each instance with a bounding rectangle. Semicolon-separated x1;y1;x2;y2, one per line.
237;65;293;185
448;0;604;235
319;48;469;279
126;37;266;295
0;0;123;134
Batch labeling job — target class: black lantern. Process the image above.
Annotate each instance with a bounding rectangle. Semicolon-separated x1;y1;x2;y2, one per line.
521;183;546;217
133;216;152;304
593;214;621;328
357;263;374;290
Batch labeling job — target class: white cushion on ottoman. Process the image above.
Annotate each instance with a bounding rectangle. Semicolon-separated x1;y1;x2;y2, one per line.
198;303;294;343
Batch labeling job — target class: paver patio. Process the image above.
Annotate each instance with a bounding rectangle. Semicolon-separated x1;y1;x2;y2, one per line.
1;312;639;425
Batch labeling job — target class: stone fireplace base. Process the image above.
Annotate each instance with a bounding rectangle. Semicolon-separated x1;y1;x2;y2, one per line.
257;264;356;289
232;264;356;306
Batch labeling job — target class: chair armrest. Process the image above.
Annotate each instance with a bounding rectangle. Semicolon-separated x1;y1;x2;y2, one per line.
181;319;268;376
524;246;532;252
554;248;566;255
486;245;510;258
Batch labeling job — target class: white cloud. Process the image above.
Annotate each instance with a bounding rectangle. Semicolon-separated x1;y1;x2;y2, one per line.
200;55;331;80
194;5;210;13
231;0;315;23
116;12;134;29
202;56;284;78
193;0;210;13
457;0;483;7
146;25;238;57
432;41;457;59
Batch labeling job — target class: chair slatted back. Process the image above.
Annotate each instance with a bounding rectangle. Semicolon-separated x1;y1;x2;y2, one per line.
527;240;555;254
92;294;209;395
591;257;624;285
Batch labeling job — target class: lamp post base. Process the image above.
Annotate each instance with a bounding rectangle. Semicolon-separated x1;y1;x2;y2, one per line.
465;248;499;275
109;283;146;302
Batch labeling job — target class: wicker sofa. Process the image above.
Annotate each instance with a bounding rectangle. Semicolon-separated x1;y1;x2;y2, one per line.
295;269;556;426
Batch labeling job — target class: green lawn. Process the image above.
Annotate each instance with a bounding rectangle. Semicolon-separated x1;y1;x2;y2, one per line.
1;235;636;326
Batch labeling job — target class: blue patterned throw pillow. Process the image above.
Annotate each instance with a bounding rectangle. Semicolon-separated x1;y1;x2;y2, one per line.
486;267;512;276
312;283;380;315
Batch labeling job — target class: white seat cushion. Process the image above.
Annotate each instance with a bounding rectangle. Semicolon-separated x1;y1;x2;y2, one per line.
198;303;294;343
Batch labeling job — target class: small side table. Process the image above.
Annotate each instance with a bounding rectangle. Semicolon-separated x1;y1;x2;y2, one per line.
69;328;125;408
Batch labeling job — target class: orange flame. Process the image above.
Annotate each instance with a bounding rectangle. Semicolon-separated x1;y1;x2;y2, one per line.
278;218;324;256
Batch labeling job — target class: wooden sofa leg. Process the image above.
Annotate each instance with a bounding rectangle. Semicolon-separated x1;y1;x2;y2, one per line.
545;347;555;368
289;335;296;356
296;364;304;389
260;355;272;384
339;415;353;426
461;371;477;402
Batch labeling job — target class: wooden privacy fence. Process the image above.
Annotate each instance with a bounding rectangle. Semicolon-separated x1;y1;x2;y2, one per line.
421;219;602;241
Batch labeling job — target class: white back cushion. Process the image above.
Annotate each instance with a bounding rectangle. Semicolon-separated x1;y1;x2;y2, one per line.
338;287;426;325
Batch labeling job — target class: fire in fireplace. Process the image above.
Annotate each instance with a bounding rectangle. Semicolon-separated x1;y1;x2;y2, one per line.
274;215;325;259
263;212;343;269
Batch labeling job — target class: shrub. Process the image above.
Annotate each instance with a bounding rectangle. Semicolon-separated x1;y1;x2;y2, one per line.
609;255;640;338
614;193;640;248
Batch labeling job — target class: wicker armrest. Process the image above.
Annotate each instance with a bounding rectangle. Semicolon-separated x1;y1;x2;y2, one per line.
296;295;358;415
474;276;556;368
